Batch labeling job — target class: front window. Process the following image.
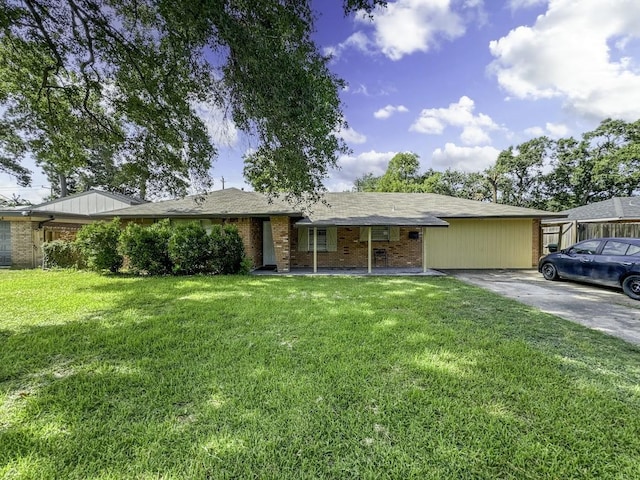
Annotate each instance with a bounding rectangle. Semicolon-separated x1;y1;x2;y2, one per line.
308;228;327;251
371;226;389;241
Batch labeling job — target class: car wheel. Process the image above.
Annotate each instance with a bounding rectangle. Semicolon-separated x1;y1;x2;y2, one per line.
622;275;640;301
541;263;558;281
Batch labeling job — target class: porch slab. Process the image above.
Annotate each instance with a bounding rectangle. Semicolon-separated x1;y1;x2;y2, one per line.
251;267;445;276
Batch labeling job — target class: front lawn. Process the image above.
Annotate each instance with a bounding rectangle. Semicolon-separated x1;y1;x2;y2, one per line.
1;270;640;479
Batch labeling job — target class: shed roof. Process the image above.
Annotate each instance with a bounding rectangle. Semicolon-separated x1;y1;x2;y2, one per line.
103;188;560;226
544;197;640;223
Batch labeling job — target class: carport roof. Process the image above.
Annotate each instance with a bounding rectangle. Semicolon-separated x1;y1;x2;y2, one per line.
100;188;561;225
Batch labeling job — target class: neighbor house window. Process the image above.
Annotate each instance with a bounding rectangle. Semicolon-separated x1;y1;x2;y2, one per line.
308;228;327;252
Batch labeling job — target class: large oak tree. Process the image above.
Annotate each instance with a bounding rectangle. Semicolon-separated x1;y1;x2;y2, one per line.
0;0;385;199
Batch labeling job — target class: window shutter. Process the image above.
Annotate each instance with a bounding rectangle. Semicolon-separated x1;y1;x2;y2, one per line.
390;226;400;241
359;227;368;242
298;227;309;252
327;227;337;251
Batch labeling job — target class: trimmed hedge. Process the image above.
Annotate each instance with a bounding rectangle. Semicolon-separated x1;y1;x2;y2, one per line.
42;240;85;269
75;218;123;273
119;220;173;275
210;224;246;274
71;218;250;275
168;222;213;275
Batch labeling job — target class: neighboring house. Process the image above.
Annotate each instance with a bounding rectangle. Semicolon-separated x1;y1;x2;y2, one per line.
99;188;561;272
0;190;145;268
543;197;640;251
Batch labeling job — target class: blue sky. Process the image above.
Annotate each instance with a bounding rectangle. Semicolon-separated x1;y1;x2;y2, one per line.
3;0;640;202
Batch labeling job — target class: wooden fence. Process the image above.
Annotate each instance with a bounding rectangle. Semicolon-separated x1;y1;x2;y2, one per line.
543;222;640;252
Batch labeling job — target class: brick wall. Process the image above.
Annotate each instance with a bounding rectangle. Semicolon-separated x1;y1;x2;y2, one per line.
231;217;263;269
270;216;291;272
290;226;423;269
11;221;37;268
532;219;541;267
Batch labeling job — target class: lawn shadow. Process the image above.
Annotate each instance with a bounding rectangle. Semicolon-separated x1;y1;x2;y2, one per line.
2;274;640;478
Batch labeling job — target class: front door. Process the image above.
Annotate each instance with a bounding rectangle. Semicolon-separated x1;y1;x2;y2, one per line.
0;221;12;267
263;221;276;266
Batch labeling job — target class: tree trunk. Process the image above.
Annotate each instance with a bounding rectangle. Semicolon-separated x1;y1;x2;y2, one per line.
59;173;68;197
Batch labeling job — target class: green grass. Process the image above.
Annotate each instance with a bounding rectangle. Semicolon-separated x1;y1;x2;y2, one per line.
1;270;640;479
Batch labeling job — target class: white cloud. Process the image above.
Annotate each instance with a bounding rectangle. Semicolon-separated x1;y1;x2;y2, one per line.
431;143;501;172
327;0;484;62
373;104;409;119
410;96;499;145
328;150;397;189
545;122;569;138
489;0;640;121
194;102;239;148
352;0;483;61
338;125;367;144
524;122;569;138
323;31;373;60
524;126;545;137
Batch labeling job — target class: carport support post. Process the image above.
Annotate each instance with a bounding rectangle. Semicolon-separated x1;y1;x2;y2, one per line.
422;227;427;273
313;226;318;273
367;226;372;274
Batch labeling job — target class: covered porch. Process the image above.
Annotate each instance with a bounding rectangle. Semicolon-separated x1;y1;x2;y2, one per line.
292;217;449;274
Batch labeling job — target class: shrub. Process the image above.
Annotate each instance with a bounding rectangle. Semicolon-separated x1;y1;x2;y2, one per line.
168;222;212;275
75;218;123;272
119;220;173;275
210;224;247;274
42;240;85;269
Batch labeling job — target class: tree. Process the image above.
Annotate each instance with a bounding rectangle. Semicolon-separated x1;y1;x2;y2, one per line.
423;169;491;201
374;152;422;192
493;137;552;208
542;119;640;211
353;172;379;192
0;0;386;200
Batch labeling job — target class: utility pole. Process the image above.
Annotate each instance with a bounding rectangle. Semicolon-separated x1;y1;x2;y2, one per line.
221;177;225;189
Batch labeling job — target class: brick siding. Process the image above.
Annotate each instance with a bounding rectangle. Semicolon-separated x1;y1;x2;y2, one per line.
11;221;37;268
231;217;263;269
270;216;291;272
532;219;542;267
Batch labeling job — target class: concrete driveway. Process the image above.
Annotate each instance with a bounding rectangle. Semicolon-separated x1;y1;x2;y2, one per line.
450;269;640;346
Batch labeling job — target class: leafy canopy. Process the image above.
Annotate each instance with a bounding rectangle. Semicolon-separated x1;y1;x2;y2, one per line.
0;0;385;200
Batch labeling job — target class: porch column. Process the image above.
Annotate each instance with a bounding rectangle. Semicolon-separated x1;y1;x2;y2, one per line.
422;227;427;273
367;226;372;274
313;226;318;273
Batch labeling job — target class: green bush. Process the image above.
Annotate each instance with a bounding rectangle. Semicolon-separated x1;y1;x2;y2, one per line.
42;240;85;269
75;218;123;273
210;224;247;274
168;222;212;275
119;220;173;275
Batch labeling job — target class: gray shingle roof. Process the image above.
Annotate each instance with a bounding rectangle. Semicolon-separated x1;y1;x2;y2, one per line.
101;188;560;226
547;197;640;222
102;188;299;217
